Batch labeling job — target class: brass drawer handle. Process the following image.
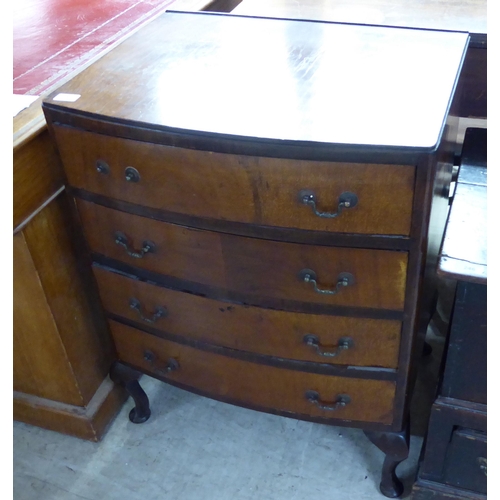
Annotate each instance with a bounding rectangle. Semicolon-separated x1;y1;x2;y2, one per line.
303;334;354;357
125;166;141;182
299;269;355;295
299;190;358;218
478;457;487;476
114;231;155;258
143;350;180;374
305;390;351;411
129;298;167;324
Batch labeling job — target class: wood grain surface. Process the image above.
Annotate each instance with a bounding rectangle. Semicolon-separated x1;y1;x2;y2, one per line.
77;200;408;310
54;125;415;236
93;266;402;368
110;320;396;424
43;11;468;150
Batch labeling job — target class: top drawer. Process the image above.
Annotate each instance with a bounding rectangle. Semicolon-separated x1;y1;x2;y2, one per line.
53;126;415;236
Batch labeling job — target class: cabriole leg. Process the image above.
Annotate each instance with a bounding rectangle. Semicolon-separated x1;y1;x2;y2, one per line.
110;361;151;424
364;422;410;498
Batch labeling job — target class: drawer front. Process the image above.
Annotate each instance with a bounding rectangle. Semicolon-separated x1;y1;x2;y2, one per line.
79;200;408;310
110;320;396;424
55;126;415;235
443;429;487;494
94;266;401;368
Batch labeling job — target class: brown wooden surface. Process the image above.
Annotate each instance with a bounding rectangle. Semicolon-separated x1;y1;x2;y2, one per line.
21;193;113;404
77;200;408;311
110;320;396;424
13;378;126;442
93;266;402;368
43;12;468;151
13;231;84;405
13;127;65;231
54;125;415;236
232;0;486;35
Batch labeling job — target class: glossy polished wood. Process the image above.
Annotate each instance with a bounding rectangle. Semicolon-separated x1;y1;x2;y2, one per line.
78;200;408;310
42;10;467;494
232;0;486;35
44;12;468;151
54;126;416;235
93;266;402;368
110;320;396;425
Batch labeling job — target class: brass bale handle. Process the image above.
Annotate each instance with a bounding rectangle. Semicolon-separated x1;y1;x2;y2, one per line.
299;269;355;295
303;334;354;357
143;350;180;374
114;231;155;258
299;190;358;218
305;390;351;411
129;298;167;324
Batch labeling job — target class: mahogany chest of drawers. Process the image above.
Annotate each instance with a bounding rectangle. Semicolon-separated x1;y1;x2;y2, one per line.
42;11;469;498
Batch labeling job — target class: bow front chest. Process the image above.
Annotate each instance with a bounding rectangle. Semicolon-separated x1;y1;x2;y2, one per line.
42;11;469;497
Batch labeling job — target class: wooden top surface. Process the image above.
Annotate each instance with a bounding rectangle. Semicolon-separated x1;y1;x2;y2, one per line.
44;11;468;152
232;0;487;38
438;128;487;283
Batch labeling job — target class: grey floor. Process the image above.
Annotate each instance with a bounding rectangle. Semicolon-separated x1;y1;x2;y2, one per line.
13;326;445;500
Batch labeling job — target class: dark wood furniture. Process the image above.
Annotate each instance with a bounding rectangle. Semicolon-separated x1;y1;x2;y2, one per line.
411;128;487;499
42;11;468;496
232;0;487;120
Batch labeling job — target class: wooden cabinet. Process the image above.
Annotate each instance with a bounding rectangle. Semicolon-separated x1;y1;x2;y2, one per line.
42;11;469;496
13;106;126;440
412;128;487;500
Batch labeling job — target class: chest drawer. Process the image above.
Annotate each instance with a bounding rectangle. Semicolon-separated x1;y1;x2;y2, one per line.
78;200;408;310
93;266;401;368
55;126;415;236
443;428;487;494
110;320;396;425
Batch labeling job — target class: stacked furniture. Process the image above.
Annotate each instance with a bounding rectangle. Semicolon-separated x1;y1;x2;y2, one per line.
42;11;468;496
412;128;487;499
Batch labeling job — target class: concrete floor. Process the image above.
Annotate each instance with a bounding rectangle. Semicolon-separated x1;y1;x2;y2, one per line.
13;325;444;500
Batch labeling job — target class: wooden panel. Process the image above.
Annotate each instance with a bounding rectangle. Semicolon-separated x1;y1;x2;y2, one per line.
77;200;408;310
438;129;487;283
13;232;84;405
54;126;415;236
441;282;487;405
43;12;468;151
232;0;486;34
110;320;396;424
93;266;402;368
13;378;127;442
13;127;65;230
442;429;487;494
21;193;113;404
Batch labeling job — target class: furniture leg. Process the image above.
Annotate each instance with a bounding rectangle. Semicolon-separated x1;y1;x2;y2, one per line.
364;422;410;498
110;361;151;423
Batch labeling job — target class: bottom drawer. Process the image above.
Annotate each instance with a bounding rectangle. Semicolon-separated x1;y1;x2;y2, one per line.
109;320;396;425
443;428;487;494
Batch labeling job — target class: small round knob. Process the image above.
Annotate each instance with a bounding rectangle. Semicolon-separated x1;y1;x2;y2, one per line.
143;350;155;362
96;160;110;174
125;166;140;182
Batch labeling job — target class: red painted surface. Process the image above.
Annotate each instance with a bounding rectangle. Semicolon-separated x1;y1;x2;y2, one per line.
14;0;180;95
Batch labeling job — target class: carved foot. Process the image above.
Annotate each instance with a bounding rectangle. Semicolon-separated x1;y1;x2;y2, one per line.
364;423;410;498
110;362;151;424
